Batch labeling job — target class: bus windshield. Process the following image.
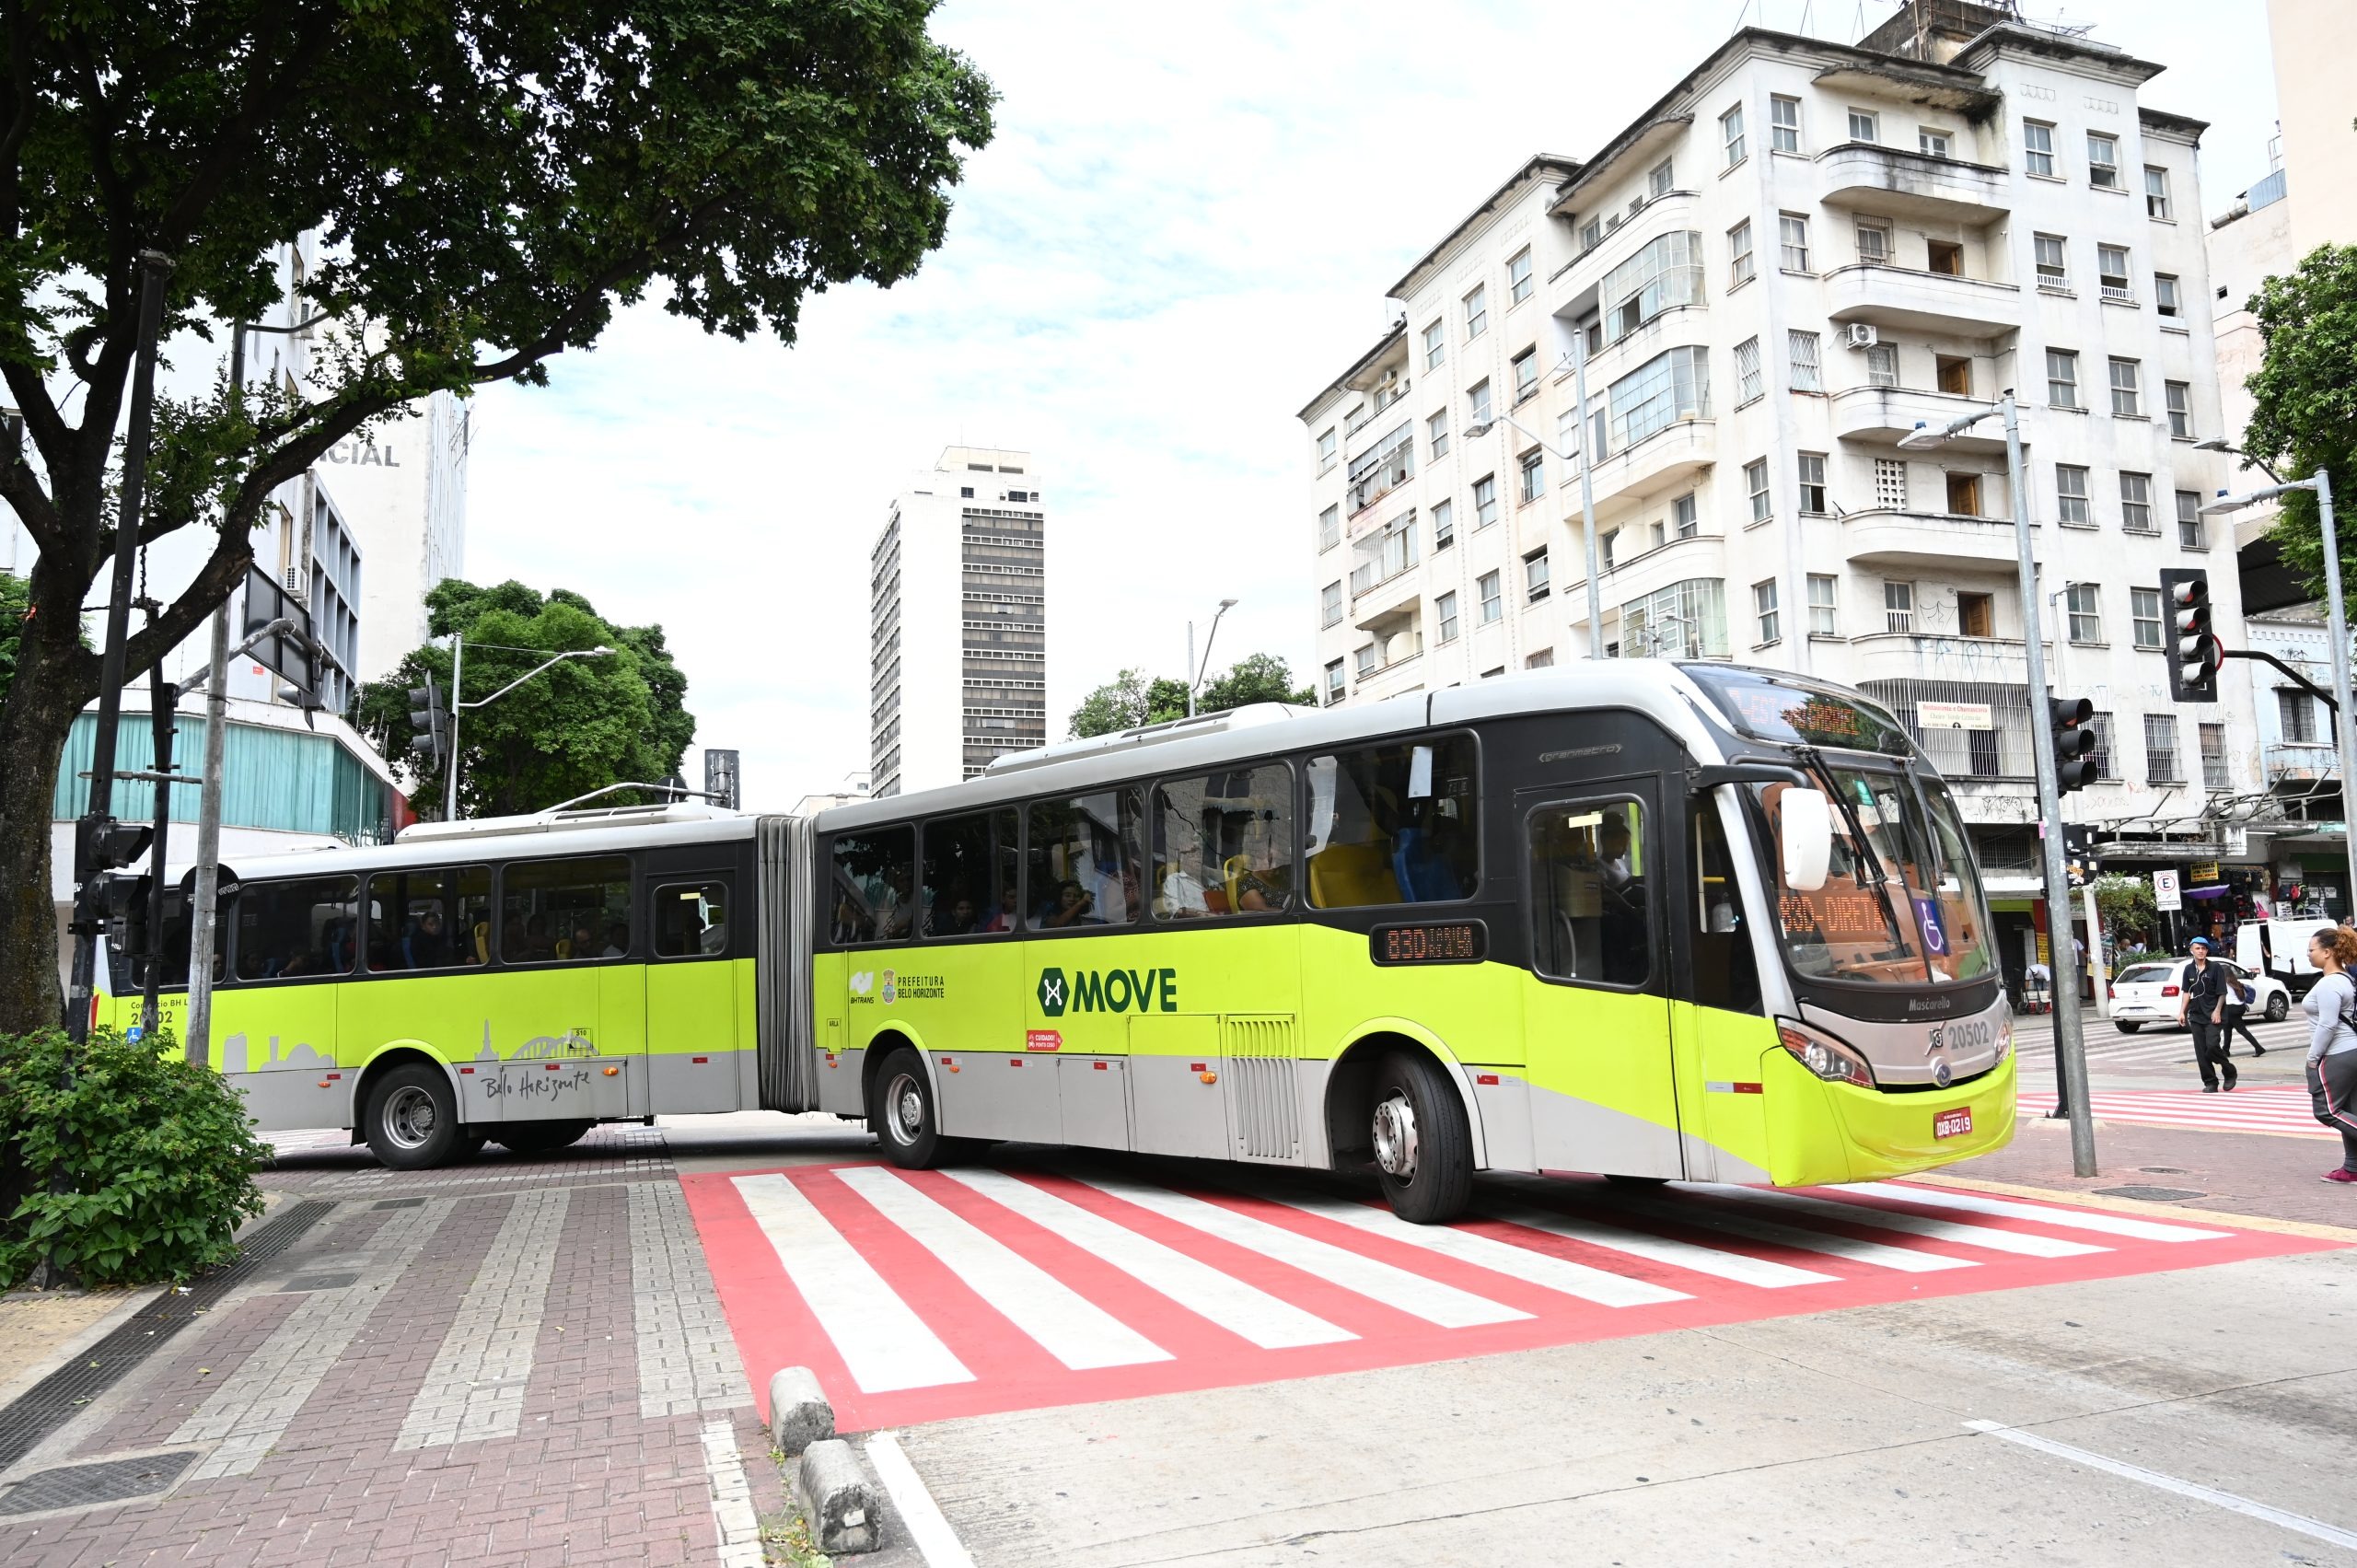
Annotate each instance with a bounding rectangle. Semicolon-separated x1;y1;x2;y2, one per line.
1755;765;1992;988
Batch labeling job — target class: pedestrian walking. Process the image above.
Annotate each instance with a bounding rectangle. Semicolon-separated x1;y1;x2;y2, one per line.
2176;936;2235;1093
2219;969;2266;1058
2304;927;2357;1185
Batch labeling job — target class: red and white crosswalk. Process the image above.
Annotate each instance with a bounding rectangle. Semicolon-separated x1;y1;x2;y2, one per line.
2017;1084;2332;1138
682;1161;2334;1431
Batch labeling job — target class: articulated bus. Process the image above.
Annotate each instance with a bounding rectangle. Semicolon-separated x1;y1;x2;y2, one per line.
109;662;2014;1221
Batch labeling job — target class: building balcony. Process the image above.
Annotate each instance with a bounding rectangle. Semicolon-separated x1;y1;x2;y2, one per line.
1823;262;2020;337
1817;143;2010;224
1847;633;2038;687
1351;564;1422;630
1587;416;1715;509
1840;508;2022;571
1829;385;2006;453
2265;740;2340;783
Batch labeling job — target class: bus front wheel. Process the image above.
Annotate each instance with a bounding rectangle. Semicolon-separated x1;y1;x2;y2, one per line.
868;1047;973;1169
1369;1051;1473;1225
365;1063;463;1170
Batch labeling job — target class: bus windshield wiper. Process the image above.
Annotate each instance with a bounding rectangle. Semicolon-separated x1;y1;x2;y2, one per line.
1794;748;1915;958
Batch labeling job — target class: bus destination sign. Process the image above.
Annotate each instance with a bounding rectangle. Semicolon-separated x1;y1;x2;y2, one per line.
1371;921;1487;966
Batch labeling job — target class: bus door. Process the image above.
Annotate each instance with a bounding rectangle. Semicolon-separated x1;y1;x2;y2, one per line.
484;855;635;1124
1516;779;1686;1179
644;869;742;1114
1672;789;1771;1183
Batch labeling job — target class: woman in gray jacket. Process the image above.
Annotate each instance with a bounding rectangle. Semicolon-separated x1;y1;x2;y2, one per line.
2302;926;2357;1184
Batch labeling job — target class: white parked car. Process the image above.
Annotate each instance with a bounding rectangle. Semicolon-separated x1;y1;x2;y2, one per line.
2108;958;2292;1033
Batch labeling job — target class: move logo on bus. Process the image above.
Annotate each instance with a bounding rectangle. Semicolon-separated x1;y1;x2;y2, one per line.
1036;966;1178;1018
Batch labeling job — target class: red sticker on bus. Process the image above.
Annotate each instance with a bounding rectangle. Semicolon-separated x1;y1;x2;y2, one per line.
1027;1030;1062;1052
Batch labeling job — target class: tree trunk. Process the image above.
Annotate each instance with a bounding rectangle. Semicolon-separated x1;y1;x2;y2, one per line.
0;567;102;1038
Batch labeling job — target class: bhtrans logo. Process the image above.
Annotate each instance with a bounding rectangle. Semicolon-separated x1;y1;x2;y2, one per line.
1036;966;1179;1019
849;970;875;1004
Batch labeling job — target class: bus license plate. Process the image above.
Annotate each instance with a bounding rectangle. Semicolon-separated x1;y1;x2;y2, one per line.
1933;1107;1973;1140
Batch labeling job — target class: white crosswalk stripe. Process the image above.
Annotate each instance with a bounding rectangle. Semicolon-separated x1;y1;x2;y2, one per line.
1844;1182;2231;1242
394;1188;570;1451
1690;1183;2108;1259
1476;1198;1840;1288
1274;1192;1690;1307
1598;1189;1977;1272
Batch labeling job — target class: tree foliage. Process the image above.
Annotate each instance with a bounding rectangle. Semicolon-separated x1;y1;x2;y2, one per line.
2090;872;2158;945
355;578;696;819
0;0;993;1032
1068;655;1315;738
2244;244;2357;614
0;570;24;704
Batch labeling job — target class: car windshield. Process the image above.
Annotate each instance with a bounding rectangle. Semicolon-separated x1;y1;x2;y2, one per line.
1756;763;1994;988
2116;964;2176;985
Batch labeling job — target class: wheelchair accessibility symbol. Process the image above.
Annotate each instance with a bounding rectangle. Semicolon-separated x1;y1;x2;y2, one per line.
1912;897;1948;957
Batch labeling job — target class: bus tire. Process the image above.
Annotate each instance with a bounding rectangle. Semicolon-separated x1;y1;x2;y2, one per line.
491;1120;592;1156
365;1063;462;1170
1604;1173;1669;1189
869;1047;971;1169
1369;1050;1472;1225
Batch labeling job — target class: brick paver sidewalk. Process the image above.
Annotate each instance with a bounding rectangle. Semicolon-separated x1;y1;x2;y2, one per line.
0;1129;791;1567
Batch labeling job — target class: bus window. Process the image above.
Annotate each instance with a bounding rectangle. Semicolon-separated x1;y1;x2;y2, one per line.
1028;790;1144;929
500;857;631;963
117;886;224;992
1527;799;1651;989
1691;799;1760;1013
923;809;1018;936
830;827;916;944
1152;765;1295;919
654;881;728;957
236;876;362;981
366;867;491;970
1305;736;1479;907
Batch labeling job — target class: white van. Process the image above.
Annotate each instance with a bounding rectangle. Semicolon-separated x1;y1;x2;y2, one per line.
2235;917;2335;998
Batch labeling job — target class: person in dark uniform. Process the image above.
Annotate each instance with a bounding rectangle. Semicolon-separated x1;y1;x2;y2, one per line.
2176;936;2236;1092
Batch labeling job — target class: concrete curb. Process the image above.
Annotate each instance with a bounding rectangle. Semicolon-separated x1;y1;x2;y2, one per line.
799;1437;880;1555
1925;1172;2357;1243
767;1365;834;1453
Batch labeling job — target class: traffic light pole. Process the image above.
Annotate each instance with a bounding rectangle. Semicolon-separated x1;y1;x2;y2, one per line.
2310;472;2357;922
185;607;230;1066
2003;391;2097;1177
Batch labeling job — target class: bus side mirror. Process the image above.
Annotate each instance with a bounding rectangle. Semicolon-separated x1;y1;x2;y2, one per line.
1780;788;1833;892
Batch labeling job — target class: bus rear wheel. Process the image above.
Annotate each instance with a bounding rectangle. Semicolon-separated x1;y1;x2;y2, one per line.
365;1064;462;1170
868;1047;973;1169
491;1120;593;1156
1369;1051;1472;1225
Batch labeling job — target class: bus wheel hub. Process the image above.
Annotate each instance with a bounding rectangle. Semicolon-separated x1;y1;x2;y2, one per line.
888;1074;925;1143
1372;1092;1419;1179
385;1086;436;1149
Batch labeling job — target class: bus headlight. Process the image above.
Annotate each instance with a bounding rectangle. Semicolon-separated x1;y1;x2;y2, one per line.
1776;1018;1875;1089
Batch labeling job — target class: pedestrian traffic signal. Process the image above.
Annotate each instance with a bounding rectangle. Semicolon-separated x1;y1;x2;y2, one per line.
72;813;153;884
2050;696;2097;795
2159;568;2220;703
408;677;448;769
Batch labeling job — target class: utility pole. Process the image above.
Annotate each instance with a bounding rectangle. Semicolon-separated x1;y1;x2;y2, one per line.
185;606;230;1065
444;632;464;820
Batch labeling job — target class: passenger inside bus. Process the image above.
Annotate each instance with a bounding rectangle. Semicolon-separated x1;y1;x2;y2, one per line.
1527;800;1650;987
1305;738;1479;908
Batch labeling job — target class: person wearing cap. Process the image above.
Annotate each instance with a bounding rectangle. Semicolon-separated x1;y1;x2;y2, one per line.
2176;935;2236;1093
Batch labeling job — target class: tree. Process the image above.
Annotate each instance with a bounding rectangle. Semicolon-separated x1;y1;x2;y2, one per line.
2244;244;2357;615
2090;872;2158;949
1198;653;1317;714
354;579;694;819
1067;654;1314;739
0;571;25;705
0;3;994;1033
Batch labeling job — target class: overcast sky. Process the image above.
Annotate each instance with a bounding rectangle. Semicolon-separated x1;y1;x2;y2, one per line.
463;0;2282;810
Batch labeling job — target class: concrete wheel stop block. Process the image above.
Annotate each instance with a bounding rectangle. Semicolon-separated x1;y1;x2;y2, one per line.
767;1365;834;1453
798;1438;879;1555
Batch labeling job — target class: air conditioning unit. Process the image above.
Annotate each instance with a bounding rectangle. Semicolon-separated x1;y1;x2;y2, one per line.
1844;323;1880;349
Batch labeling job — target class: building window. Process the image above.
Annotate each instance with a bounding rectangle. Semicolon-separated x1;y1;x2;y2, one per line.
2177;489;2205;550
1432;498;1455;550
1865;341;1899;387
1884;579;1914;633
2066;582;2102;645
1507;247;1533;306
2131;587;2163;649
1478;570;1503;623
1512;346;1538;403
2156;273;2181;319
1779;212;1810;272
2046;349;2079;409
2165;379;2191;438
1849;108;1879;142
1621;576;1729;658
1600;528;1619;570
1788;329;1820;391
1468;378;1492;425
1596;345;1711;458
1807;574;1838;635
2056;464;2092;524
1855;220;1891;266
1722;103;1746;167
1936;354;1971;396
1321;581;1343;627
1797;452;1828;514
1436;590;1459;644
1957;591;1993;638
1464;284;1488;341
2087;132;2119;189
2084;711;2115;779
1580;215;1604;253
1918;126;1952;159
1428;409;1450;459
1649;157;1674;197
1526;548;1550;602
1746;457;1771;525
1423;319;1446;371
1344;420;1415;514
1526;648;1555;670
1672;493;1699;539
1734;335;1762;402
1318;504;1341;552
1344;401;1369;436
1556;405;1581;471
1473;473;1498;529
2120;470;2154;532
2034;233;2069;289
1317;428;1337;472
2282;688;2319;744
1324;658;1344;704
2024;119;2056;177
1875;457;1908;509
2143;714;2182;784
2097;244;2132;301
1946;470;1981;517
2145;165;2173;220
1728;219;1755;286
1356;643;1377;679
1926;238;1963;276
1600;230;1705;344
1753;578;1780;645
2108;357;2142;418
1517;446;1545;503
1770;94;1800;153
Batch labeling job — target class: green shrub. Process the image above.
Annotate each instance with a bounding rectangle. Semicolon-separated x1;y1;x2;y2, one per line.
0;1027;271;1288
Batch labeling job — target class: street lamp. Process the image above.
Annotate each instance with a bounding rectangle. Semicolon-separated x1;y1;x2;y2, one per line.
445;641;617;819
1465;406;1606;661
1186;598;1238;717
2192;436;2282;483
1899;393;2097;1177
2204;470;2355;911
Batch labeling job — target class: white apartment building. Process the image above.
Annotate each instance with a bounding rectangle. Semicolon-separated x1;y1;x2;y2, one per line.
316;389;470;684
869;447;1046;797
1300;0;2258;916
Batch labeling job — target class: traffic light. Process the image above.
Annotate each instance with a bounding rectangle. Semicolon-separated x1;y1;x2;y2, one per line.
2159;567;2220;703
2049;696;2098;795
408;676;448;769
72;813;153;886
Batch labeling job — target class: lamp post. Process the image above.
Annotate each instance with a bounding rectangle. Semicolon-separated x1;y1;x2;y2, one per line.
445;642;617;819
1900;393;2096;1177
1186;598;1238;718
1465;411;1605;660
2205;470;2353;912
